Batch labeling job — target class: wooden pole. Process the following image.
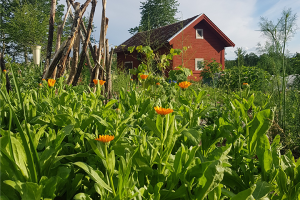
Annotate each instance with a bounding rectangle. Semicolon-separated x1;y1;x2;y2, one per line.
105;41;114;100
67;15;80;85
44;0;57;76
72;0;97;86
43;0;92;80
94;0;107;81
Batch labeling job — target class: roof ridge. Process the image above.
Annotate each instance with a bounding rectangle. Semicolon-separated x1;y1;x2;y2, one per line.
134;15;199;35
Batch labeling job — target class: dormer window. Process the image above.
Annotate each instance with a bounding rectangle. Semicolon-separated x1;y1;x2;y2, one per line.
196;29;203;39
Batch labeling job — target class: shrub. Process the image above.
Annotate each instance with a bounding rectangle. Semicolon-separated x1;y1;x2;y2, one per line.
218;66;271;91
168;66;192;82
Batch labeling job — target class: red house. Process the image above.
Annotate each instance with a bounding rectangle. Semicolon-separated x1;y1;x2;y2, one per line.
115;13;235;81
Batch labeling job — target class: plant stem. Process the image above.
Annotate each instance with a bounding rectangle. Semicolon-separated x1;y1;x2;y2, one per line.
105;143;116;197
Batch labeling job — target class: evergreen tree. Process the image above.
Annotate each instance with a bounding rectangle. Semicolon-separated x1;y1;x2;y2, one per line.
129;0;179;34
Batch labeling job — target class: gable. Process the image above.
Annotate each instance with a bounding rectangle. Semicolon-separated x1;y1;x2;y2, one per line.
169;14;235;47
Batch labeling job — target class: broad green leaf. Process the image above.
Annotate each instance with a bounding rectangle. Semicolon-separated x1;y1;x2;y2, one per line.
39;176;62;199
194;160;224;200
256;134;272;181
74;162;112;193
252;181;273;200
73;193;93;200
248;109;273;154
145;117;161;138
4;180;43;200
230;185;256;200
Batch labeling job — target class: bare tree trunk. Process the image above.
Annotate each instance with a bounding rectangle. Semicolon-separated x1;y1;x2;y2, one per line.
67;27;80;84
94;0;107;81
0;52;11;93
72;0;97;86
43;0;91;80
105;40;113;99
67;0;98;64
24;49;28;64
44;0;56;76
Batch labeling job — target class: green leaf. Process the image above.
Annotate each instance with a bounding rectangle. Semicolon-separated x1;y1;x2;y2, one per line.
4;180;43;200
194;160;224;200
74;162;112;193
105;99;118;109
248;109;273;154
252;181;273;199
107;150;115;176
145;117;161;138
230;185;256;200
73;193;93;200
39;176;62;199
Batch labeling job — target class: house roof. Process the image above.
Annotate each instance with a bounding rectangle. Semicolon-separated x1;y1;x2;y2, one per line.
115;13;235;53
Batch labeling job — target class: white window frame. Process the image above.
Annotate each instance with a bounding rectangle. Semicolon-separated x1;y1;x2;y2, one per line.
195;58;204;71
196;29;203;39
124;61;133;69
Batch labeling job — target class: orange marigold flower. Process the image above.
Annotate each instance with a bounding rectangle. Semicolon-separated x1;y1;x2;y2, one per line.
48;79;56;87
39;83;42;86
42;79;46;81
93;79;106;85
156;82;160;85
95;135;115;143
130;79;133;81
3;69;6;73
154;106;173;115
243;83;248;85
178;81;192;89
140;74;148;80
99;80;106;85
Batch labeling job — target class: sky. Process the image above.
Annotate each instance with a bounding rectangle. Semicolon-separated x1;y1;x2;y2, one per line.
58;0;300;60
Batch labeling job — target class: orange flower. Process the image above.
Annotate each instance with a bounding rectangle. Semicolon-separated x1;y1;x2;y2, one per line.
156;82;160;85
140;74;148;80
243;83;248;85
154;106;173;115
130;79;133;81
95;135;115;143
48;79;56;87
93;79;106;85
39;83;42;87
178;81;192;89
99;80;106;85
3;69;6;73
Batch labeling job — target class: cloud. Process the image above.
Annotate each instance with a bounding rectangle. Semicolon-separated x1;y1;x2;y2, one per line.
57;0;299;60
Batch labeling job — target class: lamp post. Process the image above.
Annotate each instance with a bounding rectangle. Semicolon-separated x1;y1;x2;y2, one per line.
32;45;41;65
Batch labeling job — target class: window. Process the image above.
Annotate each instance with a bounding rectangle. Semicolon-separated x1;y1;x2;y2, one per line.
195;58;204;70
196;29;203;39
124;61;133;71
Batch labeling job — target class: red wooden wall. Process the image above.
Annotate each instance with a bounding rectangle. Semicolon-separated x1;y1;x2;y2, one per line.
169;18;226;81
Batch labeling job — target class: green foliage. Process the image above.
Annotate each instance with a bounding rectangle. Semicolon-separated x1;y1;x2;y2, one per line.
218;66;271;91
168;65;192;82
1;65;300;199
199;59;222;79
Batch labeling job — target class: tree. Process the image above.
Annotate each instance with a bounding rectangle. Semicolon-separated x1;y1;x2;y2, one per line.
1;0;65;62
244;52;259;67
129;0;179;34
258;8;298;132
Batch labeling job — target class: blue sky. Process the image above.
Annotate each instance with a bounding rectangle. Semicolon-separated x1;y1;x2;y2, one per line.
58;0;300;60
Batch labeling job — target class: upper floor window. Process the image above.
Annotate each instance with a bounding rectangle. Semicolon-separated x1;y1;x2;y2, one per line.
196;29;203;39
